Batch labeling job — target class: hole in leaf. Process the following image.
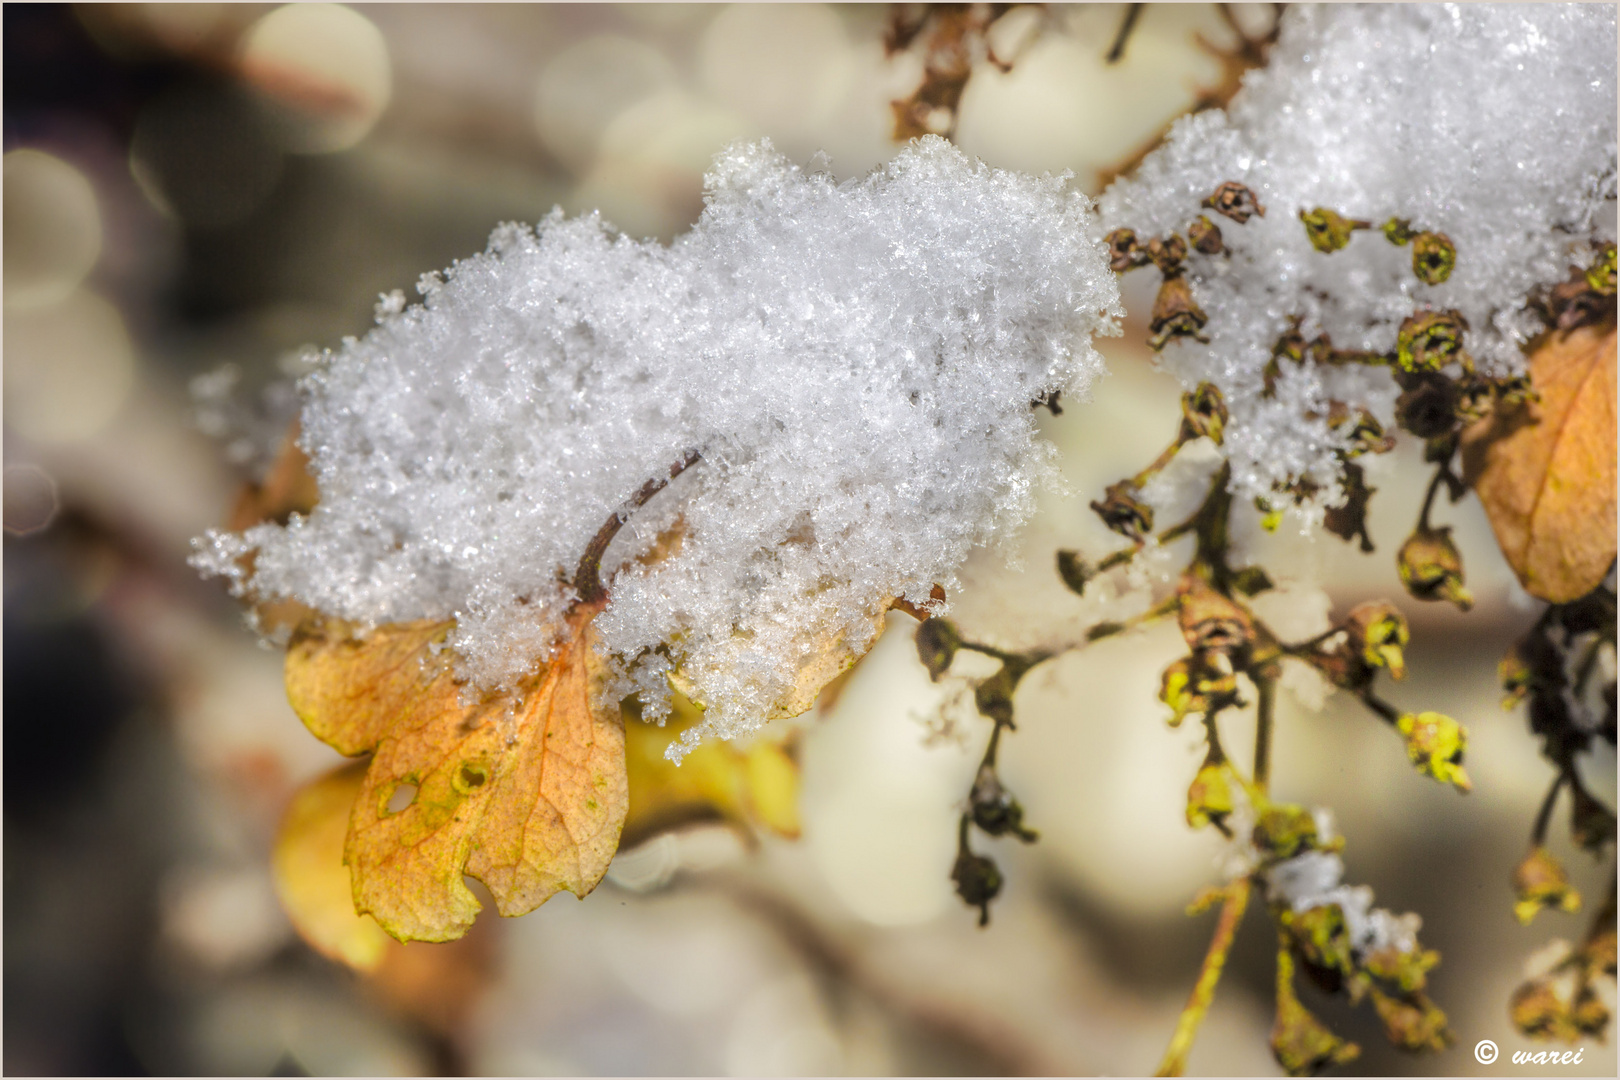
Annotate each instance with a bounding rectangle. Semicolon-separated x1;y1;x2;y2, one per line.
453;762;489;794
383;781;418;816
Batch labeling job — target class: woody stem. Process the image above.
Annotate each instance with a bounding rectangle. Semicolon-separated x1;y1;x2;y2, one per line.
1156;878;1253;1077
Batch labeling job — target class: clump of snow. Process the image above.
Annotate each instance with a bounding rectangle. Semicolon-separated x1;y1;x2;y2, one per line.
192;137;1121;753
1266;849;1422;959
1101;4;1617;510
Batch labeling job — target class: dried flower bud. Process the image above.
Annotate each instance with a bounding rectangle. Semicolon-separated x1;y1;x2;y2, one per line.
1090;479;1153;540
1396;711;1472;791
1571;985;1611;1036
1146;233;1189;275
1382;217;1416;245
1499;646;1534;709
1148;274;1211;350
951;848;1002;926
1370;988;1451;1053
1323;460;1376;554
1179;382;1228;444
1569;782;1617;855
1395;310;1468;373
1300;207;1372;253
1282;904;1355;976
1363;944;1441;995
1186;760;1235;829
1585;242;1616;296
1512;846;1582;925
1394;372;1460;438
1510;976;1573;1041
969;764;1038;841
1202;181;1264;223
1253;803;1322;861
973;659;1029;726
1345;601;1410;680
1230;565;1274;596
1272;950;1361;1076
1105;227;1147;272
1411;231;1456;285
1055;549;1091;596
1178;575;1257;665
915;616;960;681
1187;214;1224;255
1397;524;1474;610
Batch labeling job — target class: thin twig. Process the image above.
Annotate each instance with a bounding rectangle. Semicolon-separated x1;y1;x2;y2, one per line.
1157;878;1253;1076
1532;772;1568;845
573;449;700;606
1106;4;1144;63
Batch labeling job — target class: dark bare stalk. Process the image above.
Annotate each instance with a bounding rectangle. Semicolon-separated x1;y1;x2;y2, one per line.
573;449;701;606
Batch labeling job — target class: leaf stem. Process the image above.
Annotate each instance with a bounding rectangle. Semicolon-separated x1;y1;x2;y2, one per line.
1532;772;1568;846
1156;878;1253;1077
573;449;701;606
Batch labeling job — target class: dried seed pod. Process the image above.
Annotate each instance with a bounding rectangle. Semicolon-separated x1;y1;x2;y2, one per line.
1344;600;1410;680
1299;207;1372;253
1395;309;1468;373
1397;524;1474;610
951;848;1002;926
1512;846;1581;925
1055;549;1091;595
914;616;960;681
1148;275;1210;350
969;764;1038;841
1187;214;1224;255
1411;231;1456;285
1090;479;1154;540
1146;233;1188;275
1177;575;1257;665
1202;181;1265;223
1394;372;1461;437
1104;227;1148;272
1179;381;1228;444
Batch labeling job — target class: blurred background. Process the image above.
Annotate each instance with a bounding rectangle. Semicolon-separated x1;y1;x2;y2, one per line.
4;3;1614;1075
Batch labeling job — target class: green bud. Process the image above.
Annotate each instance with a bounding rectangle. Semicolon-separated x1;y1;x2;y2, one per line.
1300;207;1371;253
1512;845;1581;925
1370;988;1452;1053
914;617;960;681
1585;242;1616;296
1397;711;1472;791
1253;803;1321;861
1381;217;1416;245
1363;944;1441;995
1397;525;1474;610
1498;646;1533;709
1186;760;1235;829
1411;231;1456;285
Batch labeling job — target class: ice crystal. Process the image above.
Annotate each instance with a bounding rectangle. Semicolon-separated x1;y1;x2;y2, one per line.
192;137;1121;751
1101;4;1618;510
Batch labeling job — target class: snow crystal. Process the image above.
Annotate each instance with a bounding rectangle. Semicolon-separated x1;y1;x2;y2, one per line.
192;137;1121;754
1265;845;1421;959
1101;4;1617;509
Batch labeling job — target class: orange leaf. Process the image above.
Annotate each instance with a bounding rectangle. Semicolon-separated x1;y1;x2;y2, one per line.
1462;321;1617;602
285;604;627;942
271;759;391;972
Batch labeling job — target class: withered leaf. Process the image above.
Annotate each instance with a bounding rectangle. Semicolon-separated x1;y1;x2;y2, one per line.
271;759;392;972
285;605;626;943
1462;321;1617;602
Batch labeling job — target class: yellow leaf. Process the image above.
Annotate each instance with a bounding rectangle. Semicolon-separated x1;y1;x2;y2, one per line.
621;690;801;849
1463;321;1617;602
271;759;391;972
285;604;627;943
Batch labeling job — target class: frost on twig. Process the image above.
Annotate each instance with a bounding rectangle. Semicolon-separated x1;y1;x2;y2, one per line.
192;136;1122;755
1101;4;1618;514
